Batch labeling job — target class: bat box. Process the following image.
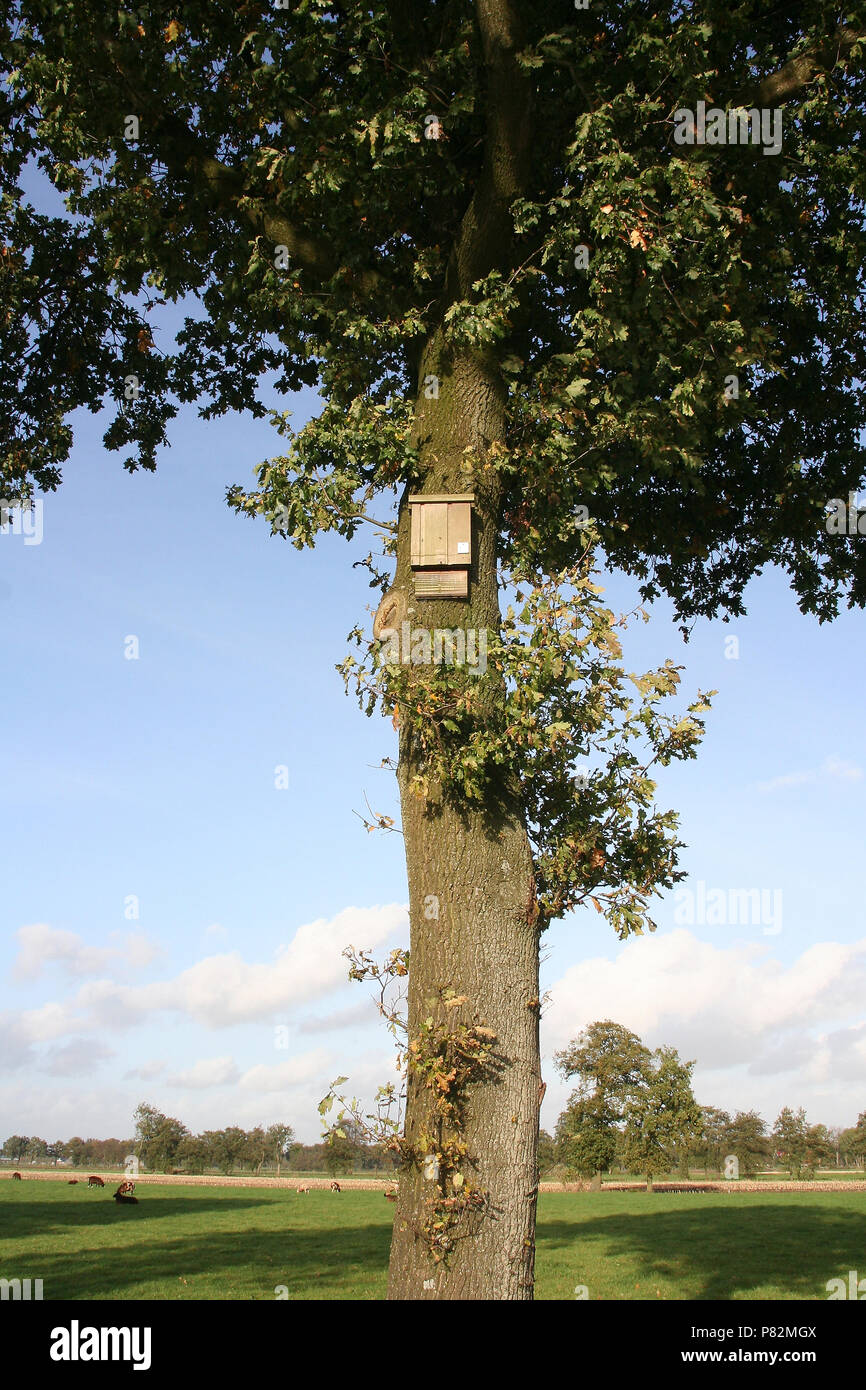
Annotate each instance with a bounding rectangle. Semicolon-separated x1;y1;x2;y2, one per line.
409;493;473;599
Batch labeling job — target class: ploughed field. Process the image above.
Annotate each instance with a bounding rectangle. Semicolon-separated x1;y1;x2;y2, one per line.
1;1179;864;1300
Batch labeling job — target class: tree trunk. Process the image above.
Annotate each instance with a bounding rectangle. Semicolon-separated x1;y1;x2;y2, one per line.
386;344;541;1300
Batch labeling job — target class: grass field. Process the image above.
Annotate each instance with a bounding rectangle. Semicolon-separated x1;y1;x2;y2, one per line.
3;1182;865;1300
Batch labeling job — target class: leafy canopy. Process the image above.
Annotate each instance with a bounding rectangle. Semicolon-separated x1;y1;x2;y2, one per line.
2;0;864;621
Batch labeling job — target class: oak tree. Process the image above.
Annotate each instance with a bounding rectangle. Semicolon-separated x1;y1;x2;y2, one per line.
3;1;865;1297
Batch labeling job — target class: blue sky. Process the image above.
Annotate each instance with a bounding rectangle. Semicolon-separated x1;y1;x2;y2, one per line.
3;369;861;1139
2;334;865;1144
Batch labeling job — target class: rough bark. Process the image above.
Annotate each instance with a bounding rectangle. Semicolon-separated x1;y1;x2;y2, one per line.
385;340;541;1301
385;0;541;1301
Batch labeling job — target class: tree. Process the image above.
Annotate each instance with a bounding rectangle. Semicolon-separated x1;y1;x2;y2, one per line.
176;1135;211;1176
621;1046;702;1187
803;1122;833;1177
1;1135;30;1164
555;1096;617;1183
695;1107;731;1174
772;1106;810;1179
265;1124;295;1178
245;1126;269;1175
537;1129;556;1178
723;1110;770;1178
554;1021;652;1182
133;1103;189;1173
202;1126;249;1175
4;3;865;1299
840;1112;866;1169
25;1136;48;1165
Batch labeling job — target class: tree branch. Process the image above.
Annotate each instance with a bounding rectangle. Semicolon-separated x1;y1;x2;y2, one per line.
744;24;865;106
102;40;385;298
445;0;535;298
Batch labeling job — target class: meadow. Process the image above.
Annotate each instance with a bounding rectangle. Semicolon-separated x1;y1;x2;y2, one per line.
2;1180;864;1300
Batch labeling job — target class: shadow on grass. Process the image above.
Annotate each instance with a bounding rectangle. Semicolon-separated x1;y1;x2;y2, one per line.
0;1195;276;1234
23;1223;392;1300
537;1200;866;1299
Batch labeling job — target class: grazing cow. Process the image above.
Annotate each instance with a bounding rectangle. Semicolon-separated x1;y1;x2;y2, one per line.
87;1175;105;1188
296;1185;311;1194
115;1179;135;1196
12;1172;22;1180
330;1181;341;1193
113;1183;138;1205
68;1179;79;1185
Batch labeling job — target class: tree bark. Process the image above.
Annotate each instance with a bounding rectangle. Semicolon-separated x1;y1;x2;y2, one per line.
386;341;541;1300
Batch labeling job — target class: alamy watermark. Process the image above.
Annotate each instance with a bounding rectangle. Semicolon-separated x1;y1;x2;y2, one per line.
825;494;866;536
673;101;782;156
0;499;43;545
376;622;487;675
674;880;782;935
1;1276;43;1300
827;1270;866;1299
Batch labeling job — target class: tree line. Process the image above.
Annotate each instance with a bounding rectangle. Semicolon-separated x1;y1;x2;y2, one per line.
0;1103;400;1177
5;1031;865;1185
544;1022;866;1185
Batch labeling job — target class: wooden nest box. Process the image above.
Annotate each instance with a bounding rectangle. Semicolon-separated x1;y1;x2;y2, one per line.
408;493;473;599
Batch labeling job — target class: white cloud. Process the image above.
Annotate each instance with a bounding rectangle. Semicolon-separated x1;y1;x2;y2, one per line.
40;1038;115;1077
239;1049;333;1093
756;755;862;793
84;902;407;1031
9;904;408;1042
12;924;161;982
543;930;866;1071
540;929;866;1129
166;1056;240;1089
123;1059;168;1082
13;924;116;981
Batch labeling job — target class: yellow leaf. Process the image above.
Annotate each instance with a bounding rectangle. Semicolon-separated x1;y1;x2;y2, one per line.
165;19;182;43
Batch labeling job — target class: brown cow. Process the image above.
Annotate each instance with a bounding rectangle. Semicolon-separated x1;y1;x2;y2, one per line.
113;1183;138;1205
115;1179;135;1196
12;1172;22;1180
330;1180;341;1193
384;1190;398;1202
87;1175;105;1188
68;1179;79;1185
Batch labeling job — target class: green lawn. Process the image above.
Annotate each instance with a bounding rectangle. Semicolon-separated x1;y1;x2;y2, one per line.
1;1182;864;1300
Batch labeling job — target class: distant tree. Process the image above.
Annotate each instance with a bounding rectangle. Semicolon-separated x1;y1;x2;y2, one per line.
245;1126;269;1175
723;1110;770;1177
843;1112;866;1169
264;1125;295;1178
803;1123;834;1177
64;1136;89;1168
537;1130;557;1178
325;1120;365;1176
694;1107;731;1174
622;1046;702;1187
826;1125;844;1169
554;1021;652;1183
174;1135;210;1175
46;1141;68;1167
133;1103;189;1173
201;1127;249;1176
555;1096;617;1182
25;1136;49;1165
772;1107;810;1179
1;1135;30;1164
